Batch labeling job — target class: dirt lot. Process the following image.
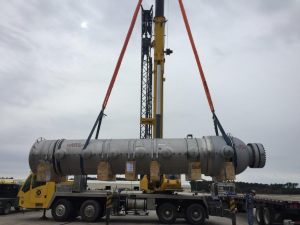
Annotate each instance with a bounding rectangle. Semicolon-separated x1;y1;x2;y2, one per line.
0;210;251;225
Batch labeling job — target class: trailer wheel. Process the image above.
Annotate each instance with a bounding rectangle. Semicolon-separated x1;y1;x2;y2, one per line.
51;199;73;222
256;207;265;225
156;203;177;224
185;204;206;225
263;207;275;225
80;200;101;222
3;202;12;215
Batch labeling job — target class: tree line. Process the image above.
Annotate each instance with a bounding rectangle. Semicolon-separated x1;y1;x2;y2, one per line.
190;181;300;194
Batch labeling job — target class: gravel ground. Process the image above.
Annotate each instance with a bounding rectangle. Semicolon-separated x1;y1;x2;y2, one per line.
0;210;251;225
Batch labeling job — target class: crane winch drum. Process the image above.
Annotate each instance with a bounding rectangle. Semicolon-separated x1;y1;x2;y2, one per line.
29;136;266;181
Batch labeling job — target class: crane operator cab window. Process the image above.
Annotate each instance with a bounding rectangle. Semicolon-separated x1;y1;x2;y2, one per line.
21;174;46;193
21;174;32;193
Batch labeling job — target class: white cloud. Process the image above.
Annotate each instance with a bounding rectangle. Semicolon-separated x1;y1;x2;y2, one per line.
0;0;299;184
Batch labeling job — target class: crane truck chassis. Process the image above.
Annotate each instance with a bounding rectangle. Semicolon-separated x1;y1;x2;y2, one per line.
18;173;239;224
17;175;300;225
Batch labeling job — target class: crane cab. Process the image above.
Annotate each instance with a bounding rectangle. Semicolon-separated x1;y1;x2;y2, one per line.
18;174;55;209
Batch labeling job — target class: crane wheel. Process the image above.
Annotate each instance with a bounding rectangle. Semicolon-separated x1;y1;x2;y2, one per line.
51;199;73;222
156;202;177;224
80;200;101;222
185;204;206;225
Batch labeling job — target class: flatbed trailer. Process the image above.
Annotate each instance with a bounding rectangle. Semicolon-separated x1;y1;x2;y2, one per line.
235;194;300;225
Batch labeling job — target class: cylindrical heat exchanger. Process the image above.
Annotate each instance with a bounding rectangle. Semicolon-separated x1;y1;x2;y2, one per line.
29;136;266;178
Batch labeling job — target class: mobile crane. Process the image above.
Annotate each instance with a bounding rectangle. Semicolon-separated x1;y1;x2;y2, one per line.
18;1;266;224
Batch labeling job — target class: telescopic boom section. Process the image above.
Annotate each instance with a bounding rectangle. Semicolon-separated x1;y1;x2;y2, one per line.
153;0;165;138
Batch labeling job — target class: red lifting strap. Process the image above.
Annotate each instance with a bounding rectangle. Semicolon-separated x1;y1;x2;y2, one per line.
178;0;215;113
102;0;143;109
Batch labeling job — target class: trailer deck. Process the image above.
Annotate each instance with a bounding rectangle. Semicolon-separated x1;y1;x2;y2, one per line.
256;194;300;202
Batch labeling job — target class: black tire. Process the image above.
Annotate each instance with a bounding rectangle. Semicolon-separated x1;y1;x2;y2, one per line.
3;202;12;215
185;204;206;225
256;207;265;225
51;199;73;222
156;202;177;224
14;206;20;211
80;200;101;222
263;207;274;225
